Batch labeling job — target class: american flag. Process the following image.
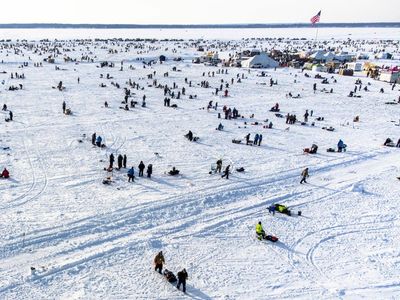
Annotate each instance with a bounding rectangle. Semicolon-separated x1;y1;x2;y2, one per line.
310;11;321;25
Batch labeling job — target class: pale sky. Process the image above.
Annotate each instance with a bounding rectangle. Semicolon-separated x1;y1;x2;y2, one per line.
1;0;399;24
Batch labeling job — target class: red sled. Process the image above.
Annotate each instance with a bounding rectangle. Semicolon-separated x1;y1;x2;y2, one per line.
265;235;279;242
257;234;279;242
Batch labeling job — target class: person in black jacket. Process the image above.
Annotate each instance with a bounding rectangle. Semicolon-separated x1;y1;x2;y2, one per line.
147;164;153;178
109;153;115;169
123;154;127;168
117;154;123;169
177;268;188;293
138;161;145;177
221;165;230;179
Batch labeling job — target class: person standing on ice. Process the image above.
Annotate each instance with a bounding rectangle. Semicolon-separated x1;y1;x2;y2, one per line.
109;153;115;169
304;110;309;122
96;135;102;147
123;154;127;168
337;139;346;152
154;251;165;274
117;154;123;169
91;133;96;145
177;268;188;293
216;159;222;173
138;161;145;177
258;134;263;146
146;164;153;178
313;83;317;94
127;167;134;182
62;101;66;114
245;133;251;145
300;168;309;184
253;134;259;145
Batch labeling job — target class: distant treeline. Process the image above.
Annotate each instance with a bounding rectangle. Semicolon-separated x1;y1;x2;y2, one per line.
0;23;399;29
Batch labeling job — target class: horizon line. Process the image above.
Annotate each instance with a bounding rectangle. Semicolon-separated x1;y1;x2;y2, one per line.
0;22;399;29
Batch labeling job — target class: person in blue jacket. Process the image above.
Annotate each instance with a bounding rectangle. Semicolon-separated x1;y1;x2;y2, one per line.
337;139;346;152
96;136;102;147
127;167;135;182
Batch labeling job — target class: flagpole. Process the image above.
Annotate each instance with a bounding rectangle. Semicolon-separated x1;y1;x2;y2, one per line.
315;25;319;45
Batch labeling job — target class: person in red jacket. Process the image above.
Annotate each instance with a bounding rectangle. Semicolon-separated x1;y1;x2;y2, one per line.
1;168;9;178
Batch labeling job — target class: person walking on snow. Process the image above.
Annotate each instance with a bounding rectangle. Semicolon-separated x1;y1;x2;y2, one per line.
177;268;188;293
138;161;145;177
300;167;309;184
221;165;230;179
154;251;165;274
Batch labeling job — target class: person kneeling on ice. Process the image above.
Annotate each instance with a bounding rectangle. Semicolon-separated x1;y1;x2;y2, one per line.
177;268;188;293
0;167;10;178
217;123;224;131
169;167;180;176
256;221;266;240
154;251;165;274
127;167;135;182
274;204;291;216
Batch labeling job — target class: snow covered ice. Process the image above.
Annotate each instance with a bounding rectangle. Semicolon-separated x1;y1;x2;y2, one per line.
0;28;400;299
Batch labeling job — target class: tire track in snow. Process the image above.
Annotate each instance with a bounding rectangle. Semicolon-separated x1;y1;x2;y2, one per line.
0;148;388;294
2;147;384;254
0;139;48;210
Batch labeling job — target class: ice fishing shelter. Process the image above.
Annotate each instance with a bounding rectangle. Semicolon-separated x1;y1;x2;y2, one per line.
379;70;400;83
345;62;364;72
241;52;279;68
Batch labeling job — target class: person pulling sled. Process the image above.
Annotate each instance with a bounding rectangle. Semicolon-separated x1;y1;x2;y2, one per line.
256;221;278;242
177;268;188;293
